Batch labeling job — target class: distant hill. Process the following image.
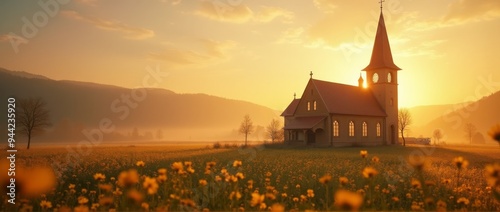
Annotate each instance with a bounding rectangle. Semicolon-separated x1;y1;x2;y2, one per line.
411;91;500;145
0;68;280;143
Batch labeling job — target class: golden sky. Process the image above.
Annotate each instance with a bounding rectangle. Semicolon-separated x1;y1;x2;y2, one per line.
1;0;499;110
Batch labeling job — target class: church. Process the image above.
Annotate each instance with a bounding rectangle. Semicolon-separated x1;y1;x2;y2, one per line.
281;9;401;146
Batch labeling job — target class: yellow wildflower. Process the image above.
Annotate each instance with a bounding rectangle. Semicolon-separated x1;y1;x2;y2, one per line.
362;167;378;178
143;177;159;195
334;190;363;211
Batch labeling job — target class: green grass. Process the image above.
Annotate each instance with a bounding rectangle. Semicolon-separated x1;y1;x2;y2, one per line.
1;144;499;211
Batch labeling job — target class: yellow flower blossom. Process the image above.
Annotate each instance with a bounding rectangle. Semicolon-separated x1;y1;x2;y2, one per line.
143;177;159;195
334;190;363;211
453;157;469;169
136;160;145;167
362;167;378;178
319;174;332;184
93;173;106;181
40;200;52;209
360;150;368;158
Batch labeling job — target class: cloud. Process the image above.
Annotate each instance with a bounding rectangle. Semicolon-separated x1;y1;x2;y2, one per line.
276;27;304;44
195;1;253;23
149;39;237;68
444;0;500;22
395;39;447;58
61;10;155;40
408;0;500;31
195;2;293;23
255;6;294;23
313;0;338;13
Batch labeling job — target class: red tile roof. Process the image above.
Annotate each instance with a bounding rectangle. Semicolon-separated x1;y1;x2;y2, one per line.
312;79;386;117
284;116;326;130
281;99;300;116
363;12;401;71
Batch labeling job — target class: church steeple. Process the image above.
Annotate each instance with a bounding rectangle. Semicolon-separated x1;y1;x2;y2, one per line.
363;11;401;71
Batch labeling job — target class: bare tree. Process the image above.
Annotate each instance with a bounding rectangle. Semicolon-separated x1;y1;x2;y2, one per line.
266;118;283;143
239;114;254;146
464;123;477;145
398;108;412;146
433;129;443;145
18;97;51;149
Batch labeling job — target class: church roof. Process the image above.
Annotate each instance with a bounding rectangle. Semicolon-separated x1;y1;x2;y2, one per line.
363;12;401;71
312;79;386;117
281;98;300;116
284;116;326;130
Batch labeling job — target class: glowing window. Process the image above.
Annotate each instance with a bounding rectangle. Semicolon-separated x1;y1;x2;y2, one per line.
313;101;317;110
307;102;310;111
333;121;339;137
349;121;354;137
376;123;381;137
362;122;368;137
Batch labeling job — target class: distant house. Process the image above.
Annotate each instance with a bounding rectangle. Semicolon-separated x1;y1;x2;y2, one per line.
281;10;401;147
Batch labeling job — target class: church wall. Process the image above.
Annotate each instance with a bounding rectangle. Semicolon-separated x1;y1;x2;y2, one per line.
330;114;385;146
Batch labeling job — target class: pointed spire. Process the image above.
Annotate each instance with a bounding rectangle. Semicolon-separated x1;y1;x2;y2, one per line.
363;11;401;71
358;73;364;88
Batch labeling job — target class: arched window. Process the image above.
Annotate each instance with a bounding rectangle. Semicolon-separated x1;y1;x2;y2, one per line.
349;121;354;137
362;122;367;137
307;102;311;111
333;121;339;137
376;122;381;137
313;101;317;111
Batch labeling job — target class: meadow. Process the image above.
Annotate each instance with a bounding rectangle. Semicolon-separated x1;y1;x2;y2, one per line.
1;144;500;211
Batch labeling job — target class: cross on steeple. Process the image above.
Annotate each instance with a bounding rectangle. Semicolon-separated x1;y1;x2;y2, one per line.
379;0;385;11
310;71;313;79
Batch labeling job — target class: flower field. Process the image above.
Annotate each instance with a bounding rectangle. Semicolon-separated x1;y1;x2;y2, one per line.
1;144;500;211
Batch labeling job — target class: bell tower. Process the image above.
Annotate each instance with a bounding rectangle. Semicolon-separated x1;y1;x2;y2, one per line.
362;6;401;145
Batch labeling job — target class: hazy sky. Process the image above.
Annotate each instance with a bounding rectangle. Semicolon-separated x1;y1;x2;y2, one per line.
1;0;499;110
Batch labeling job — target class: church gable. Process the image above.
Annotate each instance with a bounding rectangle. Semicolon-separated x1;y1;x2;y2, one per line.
293;79;329;117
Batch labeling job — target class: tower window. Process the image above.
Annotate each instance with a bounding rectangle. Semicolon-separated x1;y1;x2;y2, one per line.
313;101;317;111
362;122;368;137
307;102;311;111
333;120;339;137
390;98;394;106
376;122;381;137
349;121;354;137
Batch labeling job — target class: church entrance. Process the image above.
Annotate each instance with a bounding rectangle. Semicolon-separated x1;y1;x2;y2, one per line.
390;125;395;144
306;129;315;144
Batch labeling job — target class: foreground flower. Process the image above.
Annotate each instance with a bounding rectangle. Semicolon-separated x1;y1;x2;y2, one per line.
457;197;470;205
488;124;500;143
172;162;183;172
360;150;368;158
136;161;145;167
339;177;349;186
485;163;500;187
199;179;208;187
362;167;378;179
319;174;332;184
453;157;469;169
233;160;242;167
143;177;159;195
250;193;265;207
117;169;139;188
158;168;167;175
40;200;52;209
78;196;89;205
270;203;285;212
307;189;314;198
93;173;106;181
334;190;363;211
230;191;242;200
